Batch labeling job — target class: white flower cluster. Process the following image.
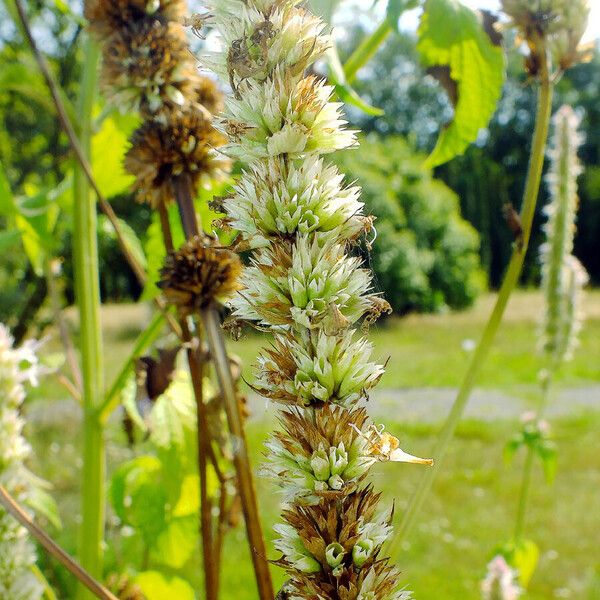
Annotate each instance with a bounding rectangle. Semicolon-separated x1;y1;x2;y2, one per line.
540;106;588;367
0;325;43;600
205;0;427;595
481;555;522;600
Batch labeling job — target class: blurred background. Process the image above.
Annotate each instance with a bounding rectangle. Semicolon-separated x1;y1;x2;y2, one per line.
0;0;599;598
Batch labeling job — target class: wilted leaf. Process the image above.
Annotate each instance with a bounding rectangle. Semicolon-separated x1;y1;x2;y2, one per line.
417;0;505;167
134;571;196;600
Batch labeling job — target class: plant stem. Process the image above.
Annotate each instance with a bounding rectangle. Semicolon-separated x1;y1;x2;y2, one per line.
343;20;392;84
173;174;273;600
514;372;552;541
156;198;217;600
97;311;166;423
389;51;554;554
73;35;106;600
0;485;118;600
202;307;274;600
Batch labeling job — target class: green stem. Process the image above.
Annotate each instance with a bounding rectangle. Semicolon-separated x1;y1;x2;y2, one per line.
343;20;392;84
389;52;554;554
73;35;105;600
97;311;166;424
514;446;535;542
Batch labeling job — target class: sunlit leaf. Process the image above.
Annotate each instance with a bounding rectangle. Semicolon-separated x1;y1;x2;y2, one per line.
151;516;197;569
110;456;168;541
134;571;196;600
92;112;137;198
25;487;62;530
417;0;505;167
507;539;540;589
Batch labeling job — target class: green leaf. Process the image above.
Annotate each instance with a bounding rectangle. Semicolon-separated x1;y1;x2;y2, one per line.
172;474;200;518
417;0;505;167
509;539;540;589
98;214;147;271
536;440;557;484
25;486;62;530
328;46;384;117
141;204;185;301
387;0;422;31
150;516;197;569
91;112;137;198
0;161;14;217
134;571;196;600
0;230;21;252
110;456;168;541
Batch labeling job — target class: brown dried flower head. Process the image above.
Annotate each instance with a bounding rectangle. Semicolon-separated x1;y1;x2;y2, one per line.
106;573;146;600
159;236;242;313
101;19;197;117
85;0;185;40
277;487;403;599
125;104;227;207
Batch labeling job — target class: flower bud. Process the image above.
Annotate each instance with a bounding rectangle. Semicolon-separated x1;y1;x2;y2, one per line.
325;542;345;568
310;447;330;482
352;539;375;568
329;443;348;476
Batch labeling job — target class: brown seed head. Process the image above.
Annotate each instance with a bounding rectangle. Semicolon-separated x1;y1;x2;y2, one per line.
279;488;402;599
159;236;242;313
125;104;227;207
101;19;196;117
106;573;146;600
86;0;185;40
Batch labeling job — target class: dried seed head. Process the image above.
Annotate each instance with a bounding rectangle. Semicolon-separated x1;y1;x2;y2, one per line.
274;487;407;598
106;573;147;600
101;19;197;117
125;105;228;207
193;75;224;114
501;0;591;75
159;236;242;313
85;0;185;40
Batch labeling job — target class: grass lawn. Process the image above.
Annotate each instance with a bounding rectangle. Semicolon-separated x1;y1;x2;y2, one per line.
26;290;600;598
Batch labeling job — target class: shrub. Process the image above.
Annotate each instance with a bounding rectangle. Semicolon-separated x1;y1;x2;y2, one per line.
336;136;485;314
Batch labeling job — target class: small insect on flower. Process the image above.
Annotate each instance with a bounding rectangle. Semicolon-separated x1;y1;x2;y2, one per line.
182;12;213;39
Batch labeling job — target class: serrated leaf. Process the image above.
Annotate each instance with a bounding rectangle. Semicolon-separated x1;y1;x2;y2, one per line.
150;516;197;568
417;0;505;167
134;572;196;600
92;112;136;198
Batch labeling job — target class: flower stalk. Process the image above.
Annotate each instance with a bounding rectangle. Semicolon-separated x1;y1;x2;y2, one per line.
205;0;430;596
513;104;587;545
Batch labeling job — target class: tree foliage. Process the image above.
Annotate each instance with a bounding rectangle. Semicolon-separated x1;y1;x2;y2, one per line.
336;136;484;314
